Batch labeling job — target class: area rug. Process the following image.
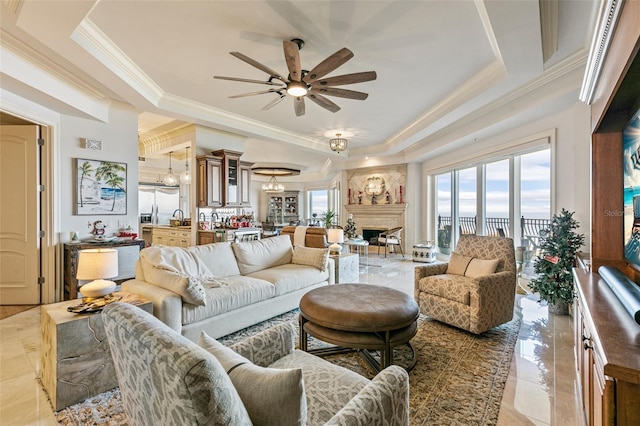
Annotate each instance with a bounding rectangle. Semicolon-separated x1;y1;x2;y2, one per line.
361;255;412;267
56;311;520;425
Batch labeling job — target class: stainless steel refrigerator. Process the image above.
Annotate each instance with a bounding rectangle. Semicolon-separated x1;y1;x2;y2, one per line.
138;184;181;226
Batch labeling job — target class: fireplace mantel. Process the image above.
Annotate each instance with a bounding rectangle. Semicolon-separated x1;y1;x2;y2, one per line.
345;204;408;216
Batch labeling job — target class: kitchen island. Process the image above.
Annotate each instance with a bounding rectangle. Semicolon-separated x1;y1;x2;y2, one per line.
197;227;260;245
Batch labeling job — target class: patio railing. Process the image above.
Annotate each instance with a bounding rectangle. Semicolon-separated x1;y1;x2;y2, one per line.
436;215;550;243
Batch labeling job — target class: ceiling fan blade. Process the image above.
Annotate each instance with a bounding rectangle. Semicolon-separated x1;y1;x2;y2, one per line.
283;40;302;82
262;94;286;111
303;48;354;83
309;87;368;100
294;96;305;116
230;52;286;82
306;93;341;113
229;89;282;98
214;76;283;86
311;71;377;87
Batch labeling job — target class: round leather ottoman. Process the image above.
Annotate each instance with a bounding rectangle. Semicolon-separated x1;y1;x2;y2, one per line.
299;283;419;371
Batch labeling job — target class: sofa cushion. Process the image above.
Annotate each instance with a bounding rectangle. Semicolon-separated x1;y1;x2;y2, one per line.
269;349;369;425
292;246;330;272
139;246;211;306
232;235;293;275
181;275;275;325
188;242;241;277
199;331;306;426
446;252;473;276
247;264;329;296
465;258;500;278
417;274;472;305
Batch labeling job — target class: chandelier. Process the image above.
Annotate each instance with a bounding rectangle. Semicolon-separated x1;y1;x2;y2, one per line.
262;175;284;193
330;133;348;153
162;151;178;186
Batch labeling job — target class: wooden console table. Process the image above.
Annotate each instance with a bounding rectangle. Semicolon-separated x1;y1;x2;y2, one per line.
63;240;146;300
573;267;640;425
40;291;152;410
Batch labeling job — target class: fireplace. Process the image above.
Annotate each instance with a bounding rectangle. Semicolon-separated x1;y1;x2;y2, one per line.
362;228;387;245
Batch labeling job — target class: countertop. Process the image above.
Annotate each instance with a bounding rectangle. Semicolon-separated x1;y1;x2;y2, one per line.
198;227;260;233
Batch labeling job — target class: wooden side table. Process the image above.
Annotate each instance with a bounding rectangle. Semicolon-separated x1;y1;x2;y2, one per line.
40;291;152;411
330;252;359;283
63;239;146;300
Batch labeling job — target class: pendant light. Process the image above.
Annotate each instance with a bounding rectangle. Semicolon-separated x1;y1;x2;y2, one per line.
262;175;284;193
180;147;191;184
330;133;348;153
163;151;178;186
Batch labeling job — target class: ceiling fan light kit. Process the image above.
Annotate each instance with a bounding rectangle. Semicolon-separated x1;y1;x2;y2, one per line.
214;39;376;116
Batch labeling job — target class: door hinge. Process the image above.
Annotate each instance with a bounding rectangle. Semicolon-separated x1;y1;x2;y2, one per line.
37;138;44;146
38;230;45;238
38;276;45;285
37;184;45;192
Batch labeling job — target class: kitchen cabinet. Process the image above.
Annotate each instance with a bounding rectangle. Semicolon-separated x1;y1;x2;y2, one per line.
151;227;192;248
197;155;222;208
268;191;299;223
199;150;253;207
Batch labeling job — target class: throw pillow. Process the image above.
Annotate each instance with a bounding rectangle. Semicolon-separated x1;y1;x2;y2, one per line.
199;331;307;426
446;252;473;276
292;246;330;272
140;266;207;306
465;258;500;278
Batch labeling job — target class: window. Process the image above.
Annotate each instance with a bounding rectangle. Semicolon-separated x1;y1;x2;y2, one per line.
485;159;510;237
436;173;452;253
308;189;328;225
458;167;477;236
433;147;550;250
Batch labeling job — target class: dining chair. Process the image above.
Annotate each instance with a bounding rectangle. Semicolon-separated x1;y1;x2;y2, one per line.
377;227;404;257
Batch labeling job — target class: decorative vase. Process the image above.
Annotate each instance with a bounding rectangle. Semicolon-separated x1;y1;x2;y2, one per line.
548;299;569;315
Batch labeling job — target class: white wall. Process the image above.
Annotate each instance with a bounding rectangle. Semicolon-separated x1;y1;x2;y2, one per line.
59;105;140;241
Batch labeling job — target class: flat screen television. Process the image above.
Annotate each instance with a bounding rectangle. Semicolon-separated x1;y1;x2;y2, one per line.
622;108;640;269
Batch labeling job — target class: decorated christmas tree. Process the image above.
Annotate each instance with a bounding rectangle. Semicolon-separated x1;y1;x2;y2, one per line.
529;209;585;313
344;214;357;239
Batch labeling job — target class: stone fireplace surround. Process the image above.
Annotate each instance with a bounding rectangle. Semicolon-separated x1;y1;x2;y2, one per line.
345;204;408;252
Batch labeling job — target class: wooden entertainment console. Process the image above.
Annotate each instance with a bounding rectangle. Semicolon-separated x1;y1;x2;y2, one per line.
573;266;640;425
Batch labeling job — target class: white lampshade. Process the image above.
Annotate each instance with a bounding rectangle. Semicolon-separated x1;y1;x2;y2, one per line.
327;228;344;254
77;249;119;298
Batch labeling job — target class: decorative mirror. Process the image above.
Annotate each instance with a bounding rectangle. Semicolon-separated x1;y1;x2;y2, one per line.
364;176;385;196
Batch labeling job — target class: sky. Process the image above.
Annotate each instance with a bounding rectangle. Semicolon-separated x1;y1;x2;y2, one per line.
437;149;551;220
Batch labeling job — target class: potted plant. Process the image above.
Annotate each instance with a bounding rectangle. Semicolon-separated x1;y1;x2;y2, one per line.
529;209;585;314
321;209;336;228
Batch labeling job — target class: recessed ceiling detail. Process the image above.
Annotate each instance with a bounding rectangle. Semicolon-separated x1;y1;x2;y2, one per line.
214;39;377;117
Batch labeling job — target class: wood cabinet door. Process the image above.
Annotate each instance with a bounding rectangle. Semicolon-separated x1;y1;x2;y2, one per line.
240;163;251;206
197;156;222;207
224;155;240;206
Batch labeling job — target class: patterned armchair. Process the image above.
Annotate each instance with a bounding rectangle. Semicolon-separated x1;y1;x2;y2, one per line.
414;235;517;334
103;302;410;426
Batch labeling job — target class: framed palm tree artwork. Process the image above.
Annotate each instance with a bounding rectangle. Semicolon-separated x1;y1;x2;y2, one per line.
75;158;127;215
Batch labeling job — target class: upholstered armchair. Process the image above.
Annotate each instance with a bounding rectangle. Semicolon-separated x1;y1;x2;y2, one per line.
414;235;517;334
103;302;410;426
377;227;405;257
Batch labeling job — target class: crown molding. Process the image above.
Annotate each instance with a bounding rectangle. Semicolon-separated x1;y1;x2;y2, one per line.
3;0;22;14
540;0;559;63
579;0;624;104
0;29;108;101
72;18;164;105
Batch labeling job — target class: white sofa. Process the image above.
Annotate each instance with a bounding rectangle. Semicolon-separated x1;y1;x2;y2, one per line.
122;235;334;341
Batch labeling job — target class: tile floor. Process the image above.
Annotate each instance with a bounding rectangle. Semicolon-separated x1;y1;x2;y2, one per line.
0;255;584;425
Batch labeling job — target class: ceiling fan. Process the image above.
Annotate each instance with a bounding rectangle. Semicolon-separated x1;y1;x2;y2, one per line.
214;39;377;117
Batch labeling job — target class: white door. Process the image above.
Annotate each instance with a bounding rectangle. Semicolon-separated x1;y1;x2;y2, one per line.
0;125;40;304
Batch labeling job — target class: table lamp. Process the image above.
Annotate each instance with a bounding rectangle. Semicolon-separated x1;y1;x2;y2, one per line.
327;228;344;255
76;248;119;300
